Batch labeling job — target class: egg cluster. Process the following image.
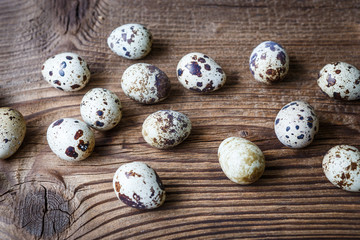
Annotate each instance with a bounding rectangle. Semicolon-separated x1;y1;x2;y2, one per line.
2;23;359;211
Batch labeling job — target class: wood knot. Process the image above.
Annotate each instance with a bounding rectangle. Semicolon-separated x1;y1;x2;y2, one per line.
240;130;249;138
50;0;91;34
19;186;71;237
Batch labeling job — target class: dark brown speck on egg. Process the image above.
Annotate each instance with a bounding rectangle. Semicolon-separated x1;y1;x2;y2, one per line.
65;146;78;159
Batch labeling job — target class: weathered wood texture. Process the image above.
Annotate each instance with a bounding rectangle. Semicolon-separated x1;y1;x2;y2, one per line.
1;0;360;239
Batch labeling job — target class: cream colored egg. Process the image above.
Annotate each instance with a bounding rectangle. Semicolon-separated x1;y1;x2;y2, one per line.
218;137;265;185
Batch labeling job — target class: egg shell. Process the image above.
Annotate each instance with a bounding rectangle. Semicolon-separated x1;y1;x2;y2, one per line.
142;110;191;149
47;118;95;161
0;108;26;159
107;23;152;60
41;52;90;91
317;62;360;100
176;52;226;93
113;162;166;209
323;145;360;192
274;100;319;148
121;63;171;104
81;88;122;131
218;137;265;185
249;41;289;85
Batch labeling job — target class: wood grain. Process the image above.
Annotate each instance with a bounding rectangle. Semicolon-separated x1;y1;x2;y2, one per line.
1;0;360;239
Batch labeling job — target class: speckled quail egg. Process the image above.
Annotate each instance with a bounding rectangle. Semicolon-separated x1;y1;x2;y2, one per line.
176;52;226;93
142;110;191;149
0;108;26;159
41;52;90;91
249;41;289;84
47;118;95;161
274;100;319;148
323;145;360;192
113;161;166;209
107;23;152;60
121;63;171;104
317;62;360;100
218;137;265;185
80;88;122;131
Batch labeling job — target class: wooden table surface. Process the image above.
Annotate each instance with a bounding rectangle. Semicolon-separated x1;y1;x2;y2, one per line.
1;0;360;239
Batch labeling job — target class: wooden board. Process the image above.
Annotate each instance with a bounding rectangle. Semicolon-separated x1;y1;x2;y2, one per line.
1;0;360;239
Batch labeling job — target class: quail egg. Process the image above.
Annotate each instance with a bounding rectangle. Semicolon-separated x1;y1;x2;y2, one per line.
249;41;289;84
142;110;191;149
81;88;122;131
41;52;90;91
121;63;171;104
176;52;226;93
274;100;319;148
47;118;95;161
107;23;152;60
218;137;265;185
0;108;26;159
323;145;360;192
113;161;166;209
317;62;360;100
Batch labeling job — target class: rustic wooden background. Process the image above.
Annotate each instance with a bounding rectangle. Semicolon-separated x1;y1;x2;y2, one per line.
1;0;360;239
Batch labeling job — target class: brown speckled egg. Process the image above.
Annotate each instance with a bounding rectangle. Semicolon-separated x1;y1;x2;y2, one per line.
113;162;166;209
121;63;171;104
41;52;90;91
0;107;26;159
47;118;95;161
274;100;319;148
218;137;265;185
323;145;360;192
81;88;122;131
142;110;191;149
317;62;360;100
107;23;152;60
176;52;226;93
249;41;289;84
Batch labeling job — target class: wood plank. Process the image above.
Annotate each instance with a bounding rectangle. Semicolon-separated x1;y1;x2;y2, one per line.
0;0;359;239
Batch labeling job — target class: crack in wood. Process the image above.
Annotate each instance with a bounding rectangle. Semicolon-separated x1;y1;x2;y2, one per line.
40;185;47;239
